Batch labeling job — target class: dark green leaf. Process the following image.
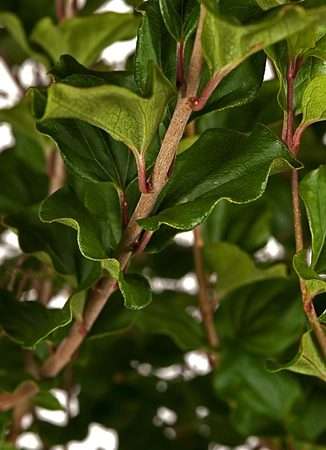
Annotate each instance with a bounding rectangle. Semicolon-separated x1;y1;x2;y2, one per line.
159;0;182;41
138;125;301;235
255;0;290;10
88;290;138;339
39;185;111;260
4;203;102;286
215;279;305;356
135;292;205;350
102;259;152;310
36;119;137;189
214;346;303;436
0;146;48;214
135;0;177;92
0;289;71;348
29;12;140;67
192;52;266;119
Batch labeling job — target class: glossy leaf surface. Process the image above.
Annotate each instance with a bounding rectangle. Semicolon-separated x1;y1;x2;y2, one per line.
138;125;301;235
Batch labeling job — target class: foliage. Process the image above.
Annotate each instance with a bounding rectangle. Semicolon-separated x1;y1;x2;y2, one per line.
0;0;326;449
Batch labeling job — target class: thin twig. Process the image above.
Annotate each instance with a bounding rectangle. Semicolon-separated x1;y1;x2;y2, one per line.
192;226;219;368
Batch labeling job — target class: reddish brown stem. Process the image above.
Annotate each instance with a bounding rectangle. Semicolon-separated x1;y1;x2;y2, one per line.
192;224;219;368
133;230;154;254
119;191;129;230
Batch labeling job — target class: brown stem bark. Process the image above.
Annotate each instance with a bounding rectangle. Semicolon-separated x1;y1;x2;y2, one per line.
0;5;208;409
192;226;219;368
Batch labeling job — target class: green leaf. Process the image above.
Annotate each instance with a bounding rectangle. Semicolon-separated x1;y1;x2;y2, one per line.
0;146;48;214
84;184;122;248
213;346;302;436
206;241;287;298
159;0;182;41
293;250;326;298
39;185;111;260
32;391;64;411
300;75;326;128
88;291;138;338
192;52;266;119
215;279;305;356
138;124;301;235
48;54;139;92
3;203;102;286
0;97;50;150
31;61;175;158
29;12;140;67
102;259;152;310
135;0;177;92
267;324;326;382
255;0;290;11
135;292;205;350
0;11;50;67
300;165;326;273
36;118;138;189
0;289;71;348
201;3;326;78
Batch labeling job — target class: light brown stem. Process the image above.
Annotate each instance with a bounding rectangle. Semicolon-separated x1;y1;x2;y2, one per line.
0;4;207;408
48;149;67;195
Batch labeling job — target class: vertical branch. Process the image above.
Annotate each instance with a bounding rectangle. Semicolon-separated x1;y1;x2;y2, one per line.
284;51;326;357
193;226;219;368
119;191;129;230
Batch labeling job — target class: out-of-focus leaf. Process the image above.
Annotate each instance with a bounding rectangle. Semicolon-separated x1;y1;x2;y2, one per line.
300;165;326;273
215;279;305;356
135;292;205;350
206;241;287;298
39;185;111;260
0;12;50;67
267;324;326;382
255;0;290;10
0;147;48;214
88;291;138;338
138;125;301;238
214;346;303;436
0;98;50;150
31;61;175;158
30;12;140;67
32;391;64;411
